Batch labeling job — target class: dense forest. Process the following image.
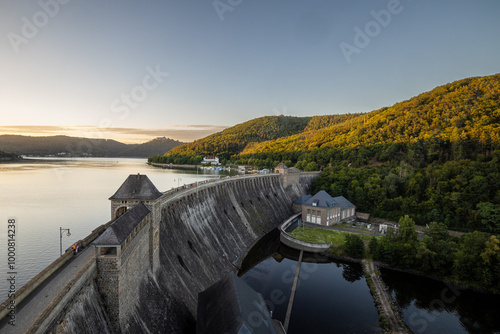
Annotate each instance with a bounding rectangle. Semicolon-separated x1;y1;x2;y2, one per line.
151;114;362;164
369;216;500;294
311;156;500;233
0;135;183;158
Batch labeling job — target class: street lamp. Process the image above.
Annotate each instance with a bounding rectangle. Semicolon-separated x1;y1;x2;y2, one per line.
60;227;71;256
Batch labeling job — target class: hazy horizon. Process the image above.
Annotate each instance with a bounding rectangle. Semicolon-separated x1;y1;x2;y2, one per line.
0;125;230;144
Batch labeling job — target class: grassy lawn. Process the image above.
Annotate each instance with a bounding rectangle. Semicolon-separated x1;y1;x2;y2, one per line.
289;227;373;247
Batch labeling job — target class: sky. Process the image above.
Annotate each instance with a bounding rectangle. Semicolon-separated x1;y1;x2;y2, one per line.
0;0;499;143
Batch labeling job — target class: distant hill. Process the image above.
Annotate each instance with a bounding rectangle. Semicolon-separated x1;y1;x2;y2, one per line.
0;135;184;158
155;114;362;164
115;137;184;157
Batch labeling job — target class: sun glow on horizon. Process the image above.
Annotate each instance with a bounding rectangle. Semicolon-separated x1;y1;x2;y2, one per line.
0;125;227;144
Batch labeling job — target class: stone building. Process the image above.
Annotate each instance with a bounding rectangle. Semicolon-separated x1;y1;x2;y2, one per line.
274;162;288;174
94;202;154;332
109;174;163;220
94;174;164;331
292;194;311;213
295;190;356;226
275;162;300;188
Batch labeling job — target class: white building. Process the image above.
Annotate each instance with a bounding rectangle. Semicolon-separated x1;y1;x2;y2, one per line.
201;156;220;165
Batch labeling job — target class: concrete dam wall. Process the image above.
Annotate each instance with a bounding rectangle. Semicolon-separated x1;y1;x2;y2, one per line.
53;173;318;333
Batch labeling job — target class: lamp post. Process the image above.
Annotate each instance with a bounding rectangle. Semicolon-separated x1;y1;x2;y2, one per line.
60;227;71;256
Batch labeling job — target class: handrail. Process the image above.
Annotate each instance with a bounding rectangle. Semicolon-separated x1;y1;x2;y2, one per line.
0;218;114;322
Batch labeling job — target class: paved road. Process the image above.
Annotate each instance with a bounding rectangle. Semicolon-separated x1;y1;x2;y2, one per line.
0;248;93;334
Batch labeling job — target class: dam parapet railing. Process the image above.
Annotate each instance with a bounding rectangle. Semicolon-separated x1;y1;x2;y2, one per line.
159;171;320;199
279;213;332;253
0;218;115;323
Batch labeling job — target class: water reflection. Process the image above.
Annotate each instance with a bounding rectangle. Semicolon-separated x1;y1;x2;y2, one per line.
380;268;500;334
240;235;380;334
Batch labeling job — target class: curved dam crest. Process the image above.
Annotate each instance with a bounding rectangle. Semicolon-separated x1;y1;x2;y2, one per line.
53;173;318;333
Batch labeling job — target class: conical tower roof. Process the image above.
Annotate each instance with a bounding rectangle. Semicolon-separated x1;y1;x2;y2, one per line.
109;174;162;200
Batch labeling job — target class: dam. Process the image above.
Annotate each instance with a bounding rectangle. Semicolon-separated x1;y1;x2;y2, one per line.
0;170;319;333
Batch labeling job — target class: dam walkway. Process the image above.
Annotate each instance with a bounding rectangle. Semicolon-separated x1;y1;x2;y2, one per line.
0;247;93;334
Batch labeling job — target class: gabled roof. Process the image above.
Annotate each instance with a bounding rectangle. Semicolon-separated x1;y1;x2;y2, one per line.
94;202;150;246
197;273;278;334
293;194;312;205
109;174;162;200
275;162;287;169
332;195;355;210
303;190;338;209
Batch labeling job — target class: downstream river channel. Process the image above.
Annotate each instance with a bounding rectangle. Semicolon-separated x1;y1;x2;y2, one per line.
1;157;499;333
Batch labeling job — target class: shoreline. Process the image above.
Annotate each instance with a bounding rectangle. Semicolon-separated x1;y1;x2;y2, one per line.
374;261;500;296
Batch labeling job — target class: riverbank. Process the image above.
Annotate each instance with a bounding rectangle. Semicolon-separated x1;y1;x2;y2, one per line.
0;156;22;162
149;162;198;169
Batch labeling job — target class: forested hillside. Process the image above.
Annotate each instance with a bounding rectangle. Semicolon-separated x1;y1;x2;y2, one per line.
109;137;183;157
154;116;311;164
153;114;363;165
0;135;183;157
236;74;500;167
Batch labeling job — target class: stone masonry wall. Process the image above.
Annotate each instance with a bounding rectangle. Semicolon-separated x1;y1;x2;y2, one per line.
54;173;319;333
96;256;119;329
118;217;151;332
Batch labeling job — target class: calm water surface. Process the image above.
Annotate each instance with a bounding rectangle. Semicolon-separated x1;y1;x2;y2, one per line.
380;268;500;334
241;244;381;334
0;157;224;297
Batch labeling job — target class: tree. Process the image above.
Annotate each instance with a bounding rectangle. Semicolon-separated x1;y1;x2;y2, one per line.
344;234;366;258
480;235;500;289
304;161;319;171
476;202;500;233
369;237;379;257
454;231;489;282
425;222;449;241
398;215;418;243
